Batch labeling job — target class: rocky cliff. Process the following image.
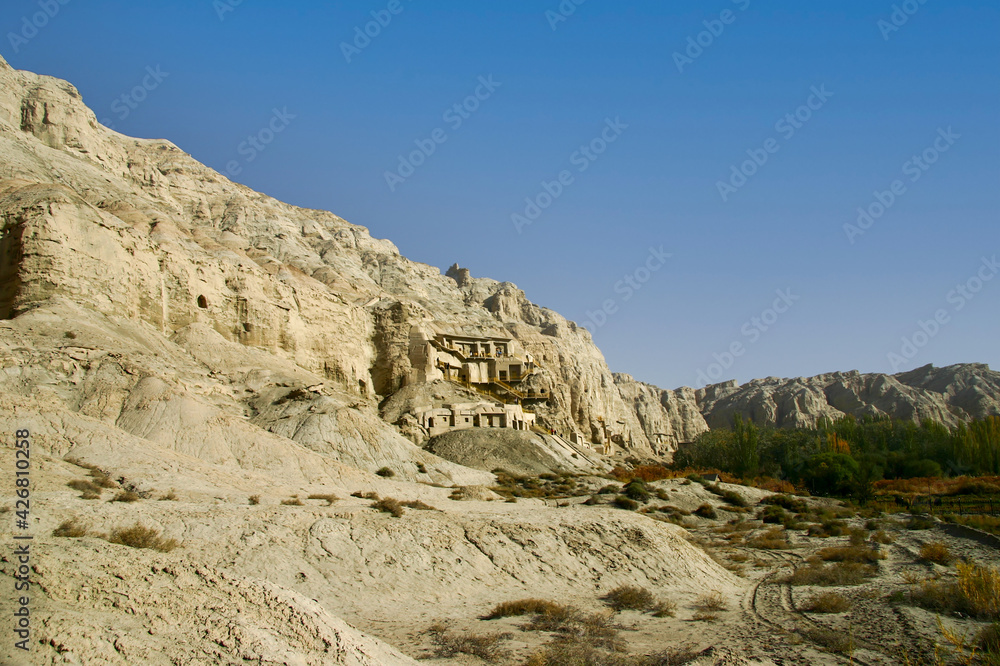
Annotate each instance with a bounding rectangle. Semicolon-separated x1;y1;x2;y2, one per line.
687;363;1000;432
0;53;684;456
1;53;996;467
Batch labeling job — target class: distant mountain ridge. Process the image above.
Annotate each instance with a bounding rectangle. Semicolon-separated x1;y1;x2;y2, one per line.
614;362;999;444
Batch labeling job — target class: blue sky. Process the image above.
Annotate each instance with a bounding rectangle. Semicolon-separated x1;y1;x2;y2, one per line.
3;0;998;390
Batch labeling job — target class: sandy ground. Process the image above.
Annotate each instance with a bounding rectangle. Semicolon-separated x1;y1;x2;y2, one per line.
4;462;999;665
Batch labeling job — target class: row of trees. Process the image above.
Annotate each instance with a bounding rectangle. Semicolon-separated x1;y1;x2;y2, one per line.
673;414;1000;497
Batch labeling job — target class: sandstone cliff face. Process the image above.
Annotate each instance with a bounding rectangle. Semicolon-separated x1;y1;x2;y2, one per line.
0;54;669;455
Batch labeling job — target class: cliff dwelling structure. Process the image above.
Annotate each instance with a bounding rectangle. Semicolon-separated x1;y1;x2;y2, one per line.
406;331;547;438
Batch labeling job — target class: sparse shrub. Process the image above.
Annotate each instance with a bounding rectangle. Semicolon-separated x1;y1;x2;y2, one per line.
52;517;88;538
401;500;435;510
871;530;894;544
694;503;717;519
749;527;790;550
919;541;953;565
598;484;620;495
524;640;629;666
686;473;703;483
352;491;379;500
630;465;673;482
808;519;850;538
81;490;100;500
613;496;639;511
281;496;304;506
800;626;853;654
957;561;1000;618
484;598;568;619
690;611;719;622
907;515;935;530
427;623;511;662
107;522;179;552
976;622;1000;655
950;480;1000;496
789;561;876;586
373;497;404;517
651;599;678;618
694;591;727;612
817;545;885;564
848;527;868;546
91;473;118;489
159;489;178;501
375;467;395;478
759;504;787;524
804;592;851;613
248;494;260;505
307;493;339;505
762;494;808;513
416;463;427;474
111;490;140;503
64;331;77;339
68;479;101;494
624;479;651;503
601;585;656;611
720;489;747;507
584;494;604;505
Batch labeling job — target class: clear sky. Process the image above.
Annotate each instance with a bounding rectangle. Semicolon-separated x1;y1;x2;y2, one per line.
3;0;998;390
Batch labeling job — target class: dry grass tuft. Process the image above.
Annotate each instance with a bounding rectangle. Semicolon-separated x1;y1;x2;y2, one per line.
694;591;727;612
158;489;178;501
484;598;568;619
280;496;304;506
602;585;656;611
651;599;678;618
800;626;853;654
872;529;894;544
694;503;717;519
373;497;404;517
749;527;790;550
307;493;339;505
107;522;179;552
68;479;101;494
919;541;953;565
426;623;511;662
111;490;140;503
789;561;877;586
248;494;260;505
817;545;885;564
52;517;88;538
689;611;719;622
401;500;436;511
803;591;851;613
